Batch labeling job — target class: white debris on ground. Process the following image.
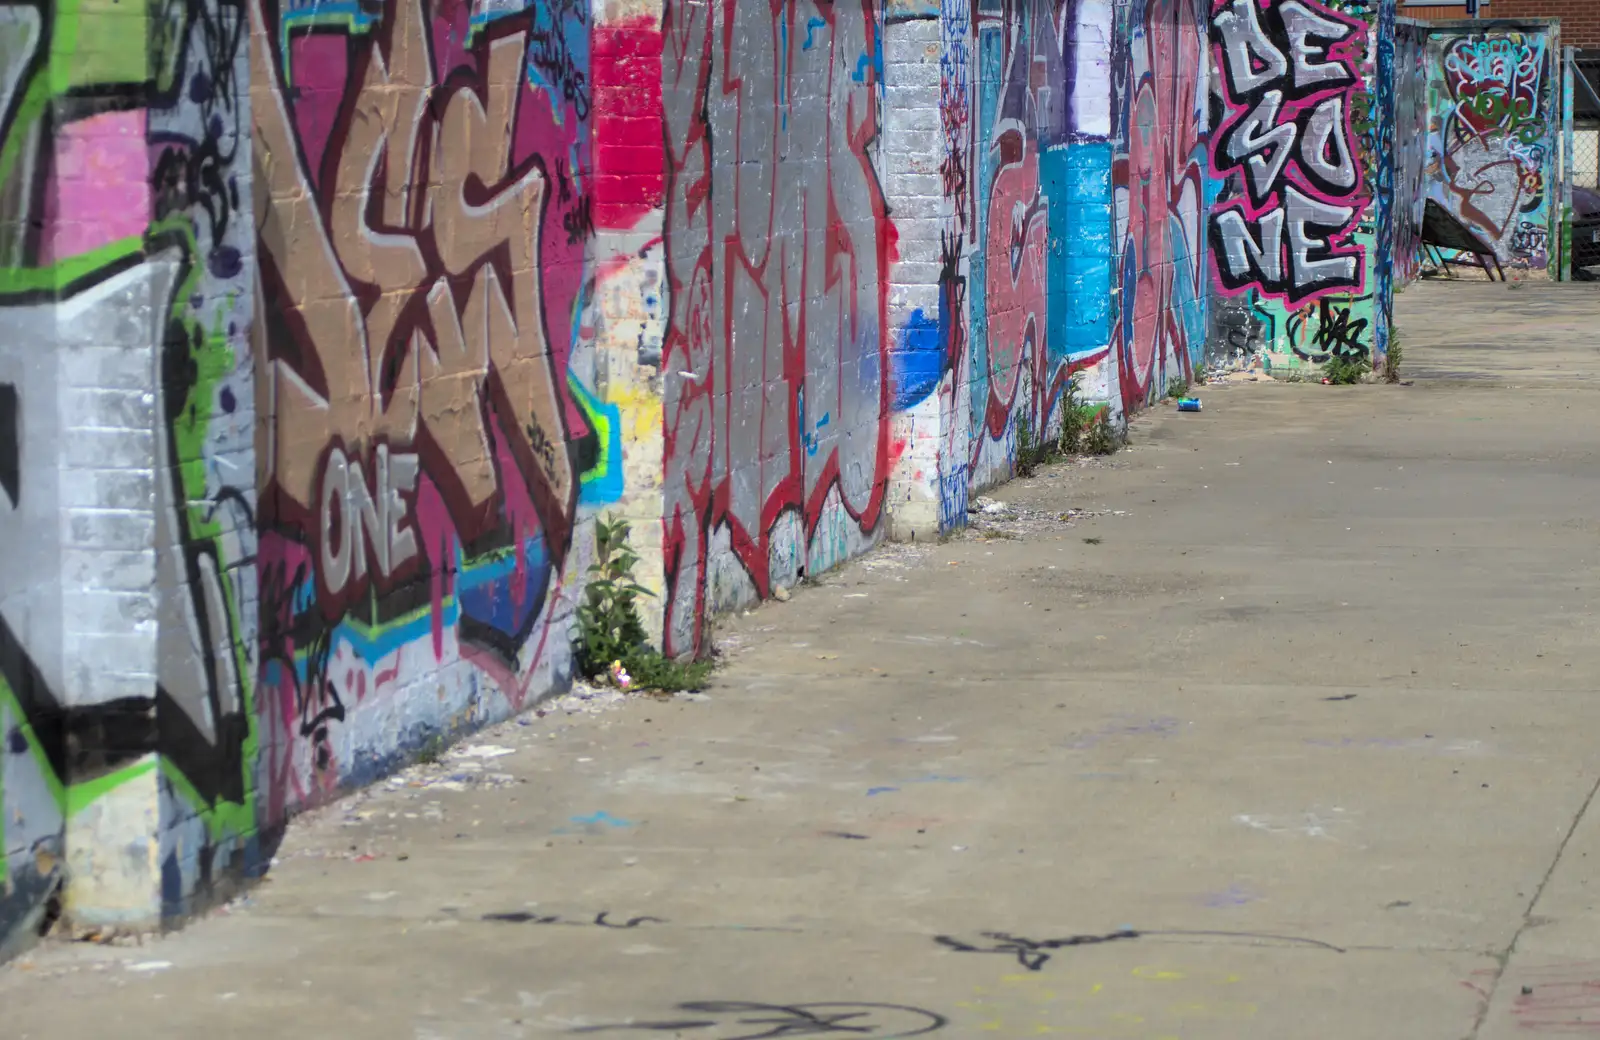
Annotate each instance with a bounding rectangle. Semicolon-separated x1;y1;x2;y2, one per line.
373;682;636;795
263;678;658;863
964;497;1124;539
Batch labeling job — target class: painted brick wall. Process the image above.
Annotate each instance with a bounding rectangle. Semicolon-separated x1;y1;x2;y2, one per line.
885;9;954;541
1;0;262;945
657;0;895;656
589;0;670;638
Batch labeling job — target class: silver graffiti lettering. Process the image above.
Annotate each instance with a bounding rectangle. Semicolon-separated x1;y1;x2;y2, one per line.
1215;208;1286;285
1213;0;1288;96
317;444;422;597
1301;95;1357;191
1224;90;1296;200
1210;0;1365;306
1279;0;1354;89
1285;187;1357;291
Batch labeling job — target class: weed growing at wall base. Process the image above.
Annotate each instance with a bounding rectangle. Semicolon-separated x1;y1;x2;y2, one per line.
1323;355;1371;385
575;517;713;693
1015;413;1046;478
1060;374;1119;457
1384;329;1404;384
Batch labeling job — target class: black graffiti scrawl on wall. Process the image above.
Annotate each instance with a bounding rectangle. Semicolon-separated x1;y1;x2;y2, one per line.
1208;0;1368;308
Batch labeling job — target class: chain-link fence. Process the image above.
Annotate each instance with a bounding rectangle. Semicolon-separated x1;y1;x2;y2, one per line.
1572;56;1600;191
1567;55;1600;277
1575;128;1599;191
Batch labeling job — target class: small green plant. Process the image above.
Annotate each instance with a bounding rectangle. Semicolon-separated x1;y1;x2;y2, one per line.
1082;409;1119;455
575;515;713;693
1056;373;1093;455
1166;376;1190;400
1322;353;1370;385
415;733;447;765
576;514;651;673
623;651;713;693
1052;372;1120;457
1015;409;1058;477
1058;383;1086;454
1383;330;1403;383
1015;411;1038;477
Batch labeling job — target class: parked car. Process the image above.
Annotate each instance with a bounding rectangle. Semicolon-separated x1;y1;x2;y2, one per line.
1571;186;1600;276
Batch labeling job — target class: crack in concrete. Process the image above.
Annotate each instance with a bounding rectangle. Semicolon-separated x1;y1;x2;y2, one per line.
1466;769;1600;1040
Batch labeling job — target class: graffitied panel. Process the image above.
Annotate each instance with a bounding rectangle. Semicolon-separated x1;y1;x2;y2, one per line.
888;0;1117;536
0;0;211;943
585;5;667;634
660;0;893;657
250;0;590;818
883;2;961;539
0;0;64;953
1425;25;1559;272
148;0;261;919
966;0;1116;490
1388;18;1429;288
1044;0;1115;413
934;0;978;532
1207;0;1382;369
1112;0;1209;411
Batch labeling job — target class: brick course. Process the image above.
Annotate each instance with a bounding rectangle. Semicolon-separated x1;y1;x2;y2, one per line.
1484;0;1600;49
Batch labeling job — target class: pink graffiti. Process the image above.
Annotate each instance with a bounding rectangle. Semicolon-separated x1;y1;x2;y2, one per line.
983;117;1048;438
40;111;151;261
593;15;665;230
1208;0;1368;308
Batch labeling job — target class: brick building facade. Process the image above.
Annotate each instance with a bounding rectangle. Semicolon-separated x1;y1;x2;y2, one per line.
1401;0;1600;48
1400;3;1475;23
1488;1;1600;49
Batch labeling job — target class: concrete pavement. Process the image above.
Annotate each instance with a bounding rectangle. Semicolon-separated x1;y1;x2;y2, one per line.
3;278;1599;1038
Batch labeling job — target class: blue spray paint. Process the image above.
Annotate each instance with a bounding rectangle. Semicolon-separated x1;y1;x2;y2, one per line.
891;308;944;410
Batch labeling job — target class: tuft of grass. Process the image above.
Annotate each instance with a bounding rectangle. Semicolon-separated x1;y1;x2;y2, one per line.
1322;353;1370;385
1166;376;1190;400
1082;536;1102;545
1383;330;1403;383
415;734;447;765
1058;372;1121;456
623;652;714;693
1082;407;1119;456
1015;411;1047;478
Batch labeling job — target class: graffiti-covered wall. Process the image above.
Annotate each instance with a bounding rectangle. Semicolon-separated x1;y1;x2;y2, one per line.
1423;21;1561;274
8;0;1485;963
2;0;607;955
589;0;665;635
964;0;1116;488
884;0;1118;542
1;0;259;943
1206;0;1385;373
658;0;894;656
250;0;596;811
1113;0;1209;411
1388;17;1430;291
